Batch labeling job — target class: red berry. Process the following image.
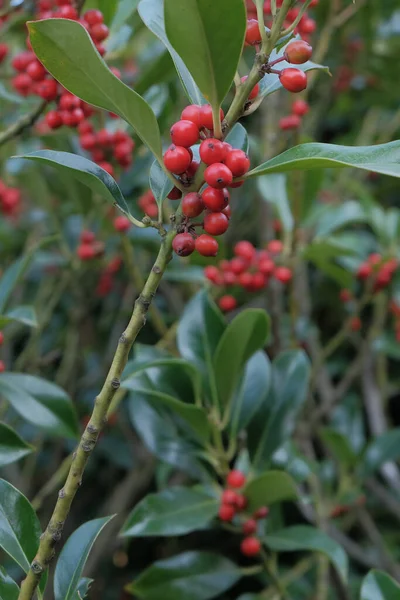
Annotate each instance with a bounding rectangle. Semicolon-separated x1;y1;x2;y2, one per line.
245;19;262;45
339;289;352;303
173;233;195;257
26;60;46;81
230;257;248;275
221;489;239;505
46;110;63;129
0;331;4;345
299;17;316;35
284;40;313;64
12;51;35;72
78;121;93;135
200;138;226;165
182;192;204;218
279;68;307;93
12;73;32;96
58;5;78;19
98;162;114;176
0;43;8;64
368;253;382;265
227;470;246;488
204;163;233;189
241;76;260;100
199;105;224;130
274;266;292;283
242;519;257;535
170;119;199;147
279;115;301;130
114;141;133;161
240;536;261;557
83;9;104;25
292;99;309;116
357;263;372;280
268;240;283;254
258;257;275;275
195;234;219;257
186;160;200;178
77;244;96;260
164;145;192;174
350;316;361;332
234;241;256;261
223;205;231;219
203;212;229;236
80;230;96;244
90;23;109;42
235;495;248;510
168;186;182;200
224;150;250;177
80;133;97;150
254;506;269;519
202;187;229;212
36;78;58;101
219;504;235;522
114;216;131;232
0;360;5;373
181;104;202;127
219;295;237;312
204;265;221;284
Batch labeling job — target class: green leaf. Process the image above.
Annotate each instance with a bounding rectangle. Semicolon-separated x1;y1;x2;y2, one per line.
0;423;33;467
244;471;298;511
308;200;366;237
16;150;129;214
164;0;246;109
111;0;140;31
98;0;119;24
0;374;79;438
0;306;38;329
0;479;42;573
54;516;113;600
265;526;348;582
0;567;19;600
138;0;206;105
214;309;270;410
320;428;358;469
360;569;400;600
248;350;310;471
28;19;162;159
225;123;249;153
360;428;400;478
257;174;293;233
121;486;218;537
74;578;93;600
127;551;241;600
0;257;33;314
149;160;174;210
246;142;400;180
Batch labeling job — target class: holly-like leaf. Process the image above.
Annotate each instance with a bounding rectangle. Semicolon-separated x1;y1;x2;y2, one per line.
127;551;241;600
28;19;162;159
121;487;219;537
360;569;400;600
244;471;298;511
54;516;114;600
257;174;293;233
0;423;33;467
225;123;249;153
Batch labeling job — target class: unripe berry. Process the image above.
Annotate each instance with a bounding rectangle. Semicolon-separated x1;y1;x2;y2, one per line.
202;187;229;212
274;266;292;283
292;99;309;116
219;295;237;312
227;469;246;488
279;115;301;130
181;104;202;128
203;212;229;236
200;138;226;165
204;163;233;189
195;234;219;257
254;506;269;519
279;68;307;93
245;19;262;45
242;519;257;535
173;233;195;257
170;119;199;147
199;105;224;130
284;40;313;64
219;504;235;522
241;76;260;100
163;145;192;174
240;536;261;557
114;216;131;232
224;150;250;178
182;192;204;218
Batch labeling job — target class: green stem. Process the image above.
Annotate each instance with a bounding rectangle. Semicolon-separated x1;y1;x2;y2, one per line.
0;100;47;147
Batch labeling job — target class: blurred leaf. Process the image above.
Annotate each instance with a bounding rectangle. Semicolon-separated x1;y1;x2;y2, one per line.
0;306;38;329
163;265;205;283
320;428;358;469
0;255;35;313
98;0;119;24
0;374;79;439
257;174;293;233
225;123;249;153
265;526;348;582
28;19;162;159
149;160;174;209
127;551;241;600
360;569;400;600
74;578;93;600
244;471;298;511
0;567;19;600
121;487;218;537
110;0;140;31
164;0;246;109
0;423;33;467
360;428;400;477
0;82;23;104
309;201;366;237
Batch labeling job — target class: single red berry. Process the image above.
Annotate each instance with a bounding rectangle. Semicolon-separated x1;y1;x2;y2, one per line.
170;119;199;147
241;76;260;100
242;519;257;535
36;78;58;101
235;494;247;510
26;60;46;81
168;186;182;200
96;129;113;146
245;19;262;45
12;73;32;96
219;295;237;312
78;120;93;135
340;289;352;303
114;216;131;232
254;506;269;519
195;234;219;257
80;133;98;150
241;536;261;557
219;503;236;522
268;240;283;254
221;489;239;505
77;244;96;260
202;187;229;212
350;316;361;332
46;110;63;129
181;104;202;128
12;51;35;72
200;138;226;165
279;68;307;93
0;43;9;64
224;150;250;178
357;262;372;280
58;5;78;19
114;141;133;162
234;241;256;261
258;257;275;276
368;252;382;265
284;40;313;64
274;266;292;283
83;9;104;25
204;163;233;189
204;265;221;284
90;23;109;42
186;160;200;178
203;212;229;236
199;105;224;130
173;233;195;257
230;257;248;275
292;99;309;116
0;331;4;345
251;272;267;290
80;230;96;244
299;17;316;35
0;360;5;373
182;192;204;218
279;115;301;130
239;272;253;290
98;162;114;176
227;470;246;488
164;145;192;174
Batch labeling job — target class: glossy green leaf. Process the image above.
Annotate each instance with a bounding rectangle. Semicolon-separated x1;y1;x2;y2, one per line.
257;174;293;233
54;515;114;600
28;19;162;159
127;551;241;600
360;569;400;600
138;0;206;105
214;309;269;409
360;428;400;477
0;567;19;600
0;373;79;438
121;487;218;537
0;479;42;573
0;306;38;329
0;423;33;467
164;0;246;109
74;578;93;600
246;142;400;180
149;160;174;209
225;123;249;153
265;526;348;582
248;350;310;471
16;151;129;214
320;428;358;469
244;471;298;511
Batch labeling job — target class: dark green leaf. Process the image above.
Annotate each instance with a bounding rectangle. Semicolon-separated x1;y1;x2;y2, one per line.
127;551;241;600
320;428;358;469
265;526;348;582
244;471;298;511
164;0;246;109
54;516;113;600
0;423;33;467
246;142;400;180
0;306;38;329
360;569;400;600
360;429;400;477
121;487;218;537
214;309;269;410
0;567;19;600
149;160;174;209
0;257;33;313
309;201;366;237
111;0;140;31
0;374;79;439
28;19;162;159
98;0;119;24
225;123;249;153
74;578;93;600
257;174;293;233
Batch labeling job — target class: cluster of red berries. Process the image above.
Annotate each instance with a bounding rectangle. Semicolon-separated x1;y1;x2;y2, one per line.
76;230;105;261
138;190;158;219
218;470;269;557
96;256;123;298
0;180;21;217
0;331;5;373
356;253;398;292
77;122;134;175
246;0;318;43
204;240;292;312
279;98;309;130
163;104;251;258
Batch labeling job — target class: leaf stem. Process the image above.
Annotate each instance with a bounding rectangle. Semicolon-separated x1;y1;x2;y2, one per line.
280;0;314;37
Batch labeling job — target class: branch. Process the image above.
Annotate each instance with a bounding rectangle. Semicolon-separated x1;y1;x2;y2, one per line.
0;100;47;147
